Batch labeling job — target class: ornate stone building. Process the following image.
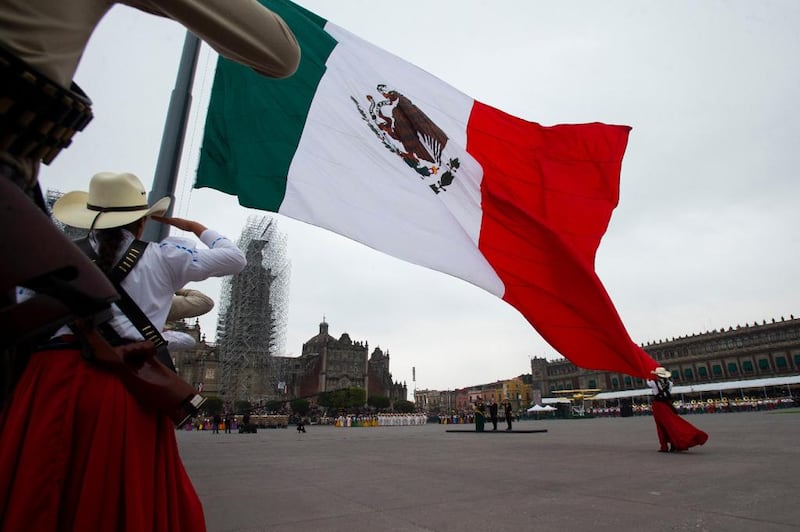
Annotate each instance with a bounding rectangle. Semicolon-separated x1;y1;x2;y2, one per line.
530;315;800;396
168;319;220;396
367;346;407;402
170;318;405;405
416;375;535;416
281;320;407;402
417;316;800;414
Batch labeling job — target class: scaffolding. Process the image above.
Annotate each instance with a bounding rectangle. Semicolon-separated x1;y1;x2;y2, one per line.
217;215;290;404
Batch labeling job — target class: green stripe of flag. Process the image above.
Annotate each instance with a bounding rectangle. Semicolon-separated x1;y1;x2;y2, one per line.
197;0;336;210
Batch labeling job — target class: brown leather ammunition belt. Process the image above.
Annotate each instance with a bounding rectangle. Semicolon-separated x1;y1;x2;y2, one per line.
0;45;93;165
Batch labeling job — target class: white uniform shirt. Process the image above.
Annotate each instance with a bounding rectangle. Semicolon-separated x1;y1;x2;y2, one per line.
42;228;246;342
161;330;197;351
647;379;672;396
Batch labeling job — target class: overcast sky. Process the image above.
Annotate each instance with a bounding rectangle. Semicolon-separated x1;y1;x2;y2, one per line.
39;0;800;392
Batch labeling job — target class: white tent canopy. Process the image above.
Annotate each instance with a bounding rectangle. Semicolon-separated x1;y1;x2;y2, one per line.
589;375;800;401
541;397;571;405
527;404;557;412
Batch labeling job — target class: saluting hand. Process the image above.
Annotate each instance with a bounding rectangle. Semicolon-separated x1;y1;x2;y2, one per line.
151;216;208;237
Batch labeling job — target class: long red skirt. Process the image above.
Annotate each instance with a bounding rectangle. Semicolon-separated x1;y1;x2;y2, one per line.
652;400;709;451
0;348;206;531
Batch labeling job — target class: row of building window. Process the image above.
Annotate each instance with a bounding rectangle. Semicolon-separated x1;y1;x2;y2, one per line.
654;329;800;359
549;353;800;392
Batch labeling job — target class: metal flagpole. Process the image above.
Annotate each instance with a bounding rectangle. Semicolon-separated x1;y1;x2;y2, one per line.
143;31;201;242
412;366;416;403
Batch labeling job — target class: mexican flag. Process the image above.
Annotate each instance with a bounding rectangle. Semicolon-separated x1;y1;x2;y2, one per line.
197;0;658;378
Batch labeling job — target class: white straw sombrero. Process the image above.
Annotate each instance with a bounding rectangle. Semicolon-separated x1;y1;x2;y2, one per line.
167;288;215;322
651;367;672;379
53;172;170;229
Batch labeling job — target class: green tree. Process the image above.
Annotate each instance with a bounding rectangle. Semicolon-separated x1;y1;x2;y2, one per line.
331;389;348;409
318;388;366;412
265;400;283;413
290;398;310;416
368;395;390;409
202;396;224;416
317;391;335;408
234;400;252;414
344;387;366;408
393;399;415;413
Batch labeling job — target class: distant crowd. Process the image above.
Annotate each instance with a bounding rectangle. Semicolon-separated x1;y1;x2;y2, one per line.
436;413;484;424
184;395;799;429
587;396;798;417
332;413;427;427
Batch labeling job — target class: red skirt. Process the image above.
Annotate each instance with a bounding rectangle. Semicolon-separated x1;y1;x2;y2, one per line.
0;348;206;531
652;400;709;451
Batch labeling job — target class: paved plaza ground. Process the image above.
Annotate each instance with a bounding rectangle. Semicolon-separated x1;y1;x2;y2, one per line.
178;409;800;532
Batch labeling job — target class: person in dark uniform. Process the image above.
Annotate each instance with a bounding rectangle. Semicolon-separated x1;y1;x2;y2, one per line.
503;399;513;431
473;397;486;432
489;400;499;431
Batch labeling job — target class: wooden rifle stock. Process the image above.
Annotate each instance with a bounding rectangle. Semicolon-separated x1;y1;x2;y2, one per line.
75;324;205;426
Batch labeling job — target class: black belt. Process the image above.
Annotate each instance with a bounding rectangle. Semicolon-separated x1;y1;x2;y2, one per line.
0;45;93;165
36;332;141;352
36;334;81;352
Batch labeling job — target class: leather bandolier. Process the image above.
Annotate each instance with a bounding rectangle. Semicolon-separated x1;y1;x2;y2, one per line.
73;237;206;426
0;45;111;408
654;378;678;414
1;43;204;426
0;44;93;169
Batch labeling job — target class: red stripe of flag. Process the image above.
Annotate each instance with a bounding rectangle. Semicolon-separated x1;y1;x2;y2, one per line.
468;101;657;378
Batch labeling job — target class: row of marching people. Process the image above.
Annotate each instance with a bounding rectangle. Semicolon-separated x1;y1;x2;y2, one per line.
334;413;428;427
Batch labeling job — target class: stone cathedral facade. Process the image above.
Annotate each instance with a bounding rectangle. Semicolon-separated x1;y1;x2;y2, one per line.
279;320;407;402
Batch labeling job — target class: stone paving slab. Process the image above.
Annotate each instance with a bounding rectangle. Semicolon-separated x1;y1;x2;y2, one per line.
178;409;800;532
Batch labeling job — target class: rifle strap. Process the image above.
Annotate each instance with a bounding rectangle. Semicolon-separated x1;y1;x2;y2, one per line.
74;238;170;353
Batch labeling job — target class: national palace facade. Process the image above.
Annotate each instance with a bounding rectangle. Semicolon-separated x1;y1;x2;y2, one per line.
531;315;800;396
416;315;800;414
